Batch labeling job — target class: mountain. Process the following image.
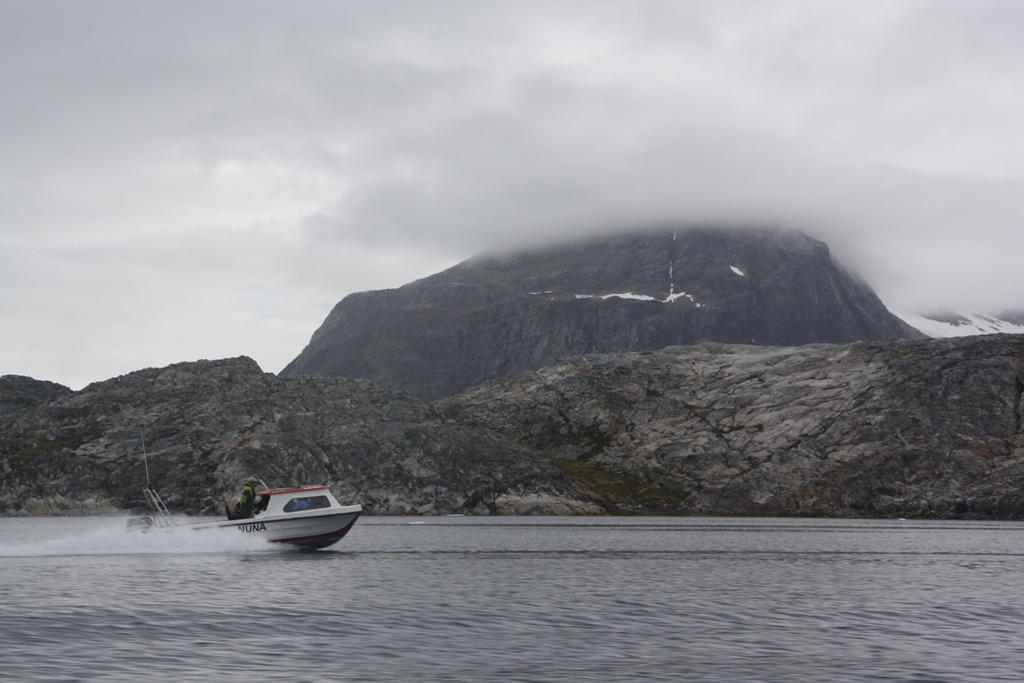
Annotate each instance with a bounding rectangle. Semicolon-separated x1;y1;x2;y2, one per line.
5;335;1023;519
282;227;923;400
0;358;598;516
438;335;1024;518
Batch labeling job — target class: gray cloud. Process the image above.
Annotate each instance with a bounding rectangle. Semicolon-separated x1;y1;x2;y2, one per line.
2;0;1023;387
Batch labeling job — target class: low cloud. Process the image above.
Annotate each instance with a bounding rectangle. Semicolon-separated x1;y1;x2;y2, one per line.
2;0;1023;386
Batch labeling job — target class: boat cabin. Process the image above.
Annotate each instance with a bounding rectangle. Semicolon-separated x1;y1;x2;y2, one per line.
257;485;342;517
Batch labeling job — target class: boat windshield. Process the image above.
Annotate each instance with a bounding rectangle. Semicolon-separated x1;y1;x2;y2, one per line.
283;495;332;513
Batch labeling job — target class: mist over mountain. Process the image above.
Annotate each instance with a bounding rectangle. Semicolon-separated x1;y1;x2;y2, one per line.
282;227;923;400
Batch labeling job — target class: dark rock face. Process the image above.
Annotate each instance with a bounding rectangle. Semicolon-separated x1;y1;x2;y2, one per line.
282;227;922;400
999;310;1024;326
438;335;1024;518
0;358;598;516
0;375;72;419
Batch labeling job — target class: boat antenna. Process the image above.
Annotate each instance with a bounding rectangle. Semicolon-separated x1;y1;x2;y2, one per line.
132;429;174;529
141;431;152;489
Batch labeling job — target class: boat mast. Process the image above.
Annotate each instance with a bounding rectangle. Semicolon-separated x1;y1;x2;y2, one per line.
142;431;152;488
140;430;174;528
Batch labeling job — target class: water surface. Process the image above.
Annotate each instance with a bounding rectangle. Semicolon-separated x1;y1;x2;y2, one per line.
2;516;1023;682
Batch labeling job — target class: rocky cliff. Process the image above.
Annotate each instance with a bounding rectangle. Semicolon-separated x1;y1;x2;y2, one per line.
438;335;1024;518
282;227;923;400
5;336;1022;519
0;358;598;516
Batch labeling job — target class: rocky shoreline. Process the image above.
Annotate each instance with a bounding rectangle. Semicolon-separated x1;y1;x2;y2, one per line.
440;335;1024;518
0;358;599;517
3;335;1023;519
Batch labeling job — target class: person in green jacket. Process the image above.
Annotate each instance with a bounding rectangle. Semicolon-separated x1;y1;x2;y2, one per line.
237;477;260;518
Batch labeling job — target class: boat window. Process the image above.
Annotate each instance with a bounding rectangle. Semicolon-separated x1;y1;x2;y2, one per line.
283;495;332;513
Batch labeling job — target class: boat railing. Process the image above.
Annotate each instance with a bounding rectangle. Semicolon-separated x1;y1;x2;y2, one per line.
143;486;176;528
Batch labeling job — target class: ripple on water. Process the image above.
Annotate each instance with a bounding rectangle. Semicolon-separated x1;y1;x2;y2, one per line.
2;517;1024;682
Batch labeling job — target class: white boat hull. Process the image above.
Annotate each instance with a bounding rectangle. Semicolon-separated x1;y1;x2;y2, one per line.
132;484;363;550
191;505;362;549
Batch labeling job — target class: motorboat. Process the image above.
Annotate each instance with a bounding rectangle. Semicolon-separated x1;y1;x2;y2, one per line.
130;484;362;550
200;485;361;549
127;435;360;550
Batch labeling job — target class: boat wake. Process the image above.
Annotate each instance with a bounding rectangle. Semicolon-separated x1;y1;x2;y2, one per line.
0;518;273;557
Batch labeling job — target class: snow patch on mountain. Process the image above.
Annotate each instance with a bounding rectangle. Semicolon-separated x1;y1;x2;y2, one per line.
600;293;657;301
894;312;1024;338
575;291;700;305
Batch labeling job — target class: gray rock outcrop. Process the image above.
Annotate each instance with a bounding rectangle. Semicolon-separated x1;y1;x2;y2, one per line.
282;227;923;400
438;335;1024;518
0;357;598;516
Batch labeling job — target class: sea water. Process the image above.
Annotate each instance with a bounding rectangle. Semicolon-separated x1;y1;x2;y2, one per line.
2;516;1024;682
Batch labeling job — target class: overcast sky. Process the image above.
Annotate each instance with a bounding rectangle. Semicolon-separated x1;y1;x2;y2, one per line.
3;0;1023;389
